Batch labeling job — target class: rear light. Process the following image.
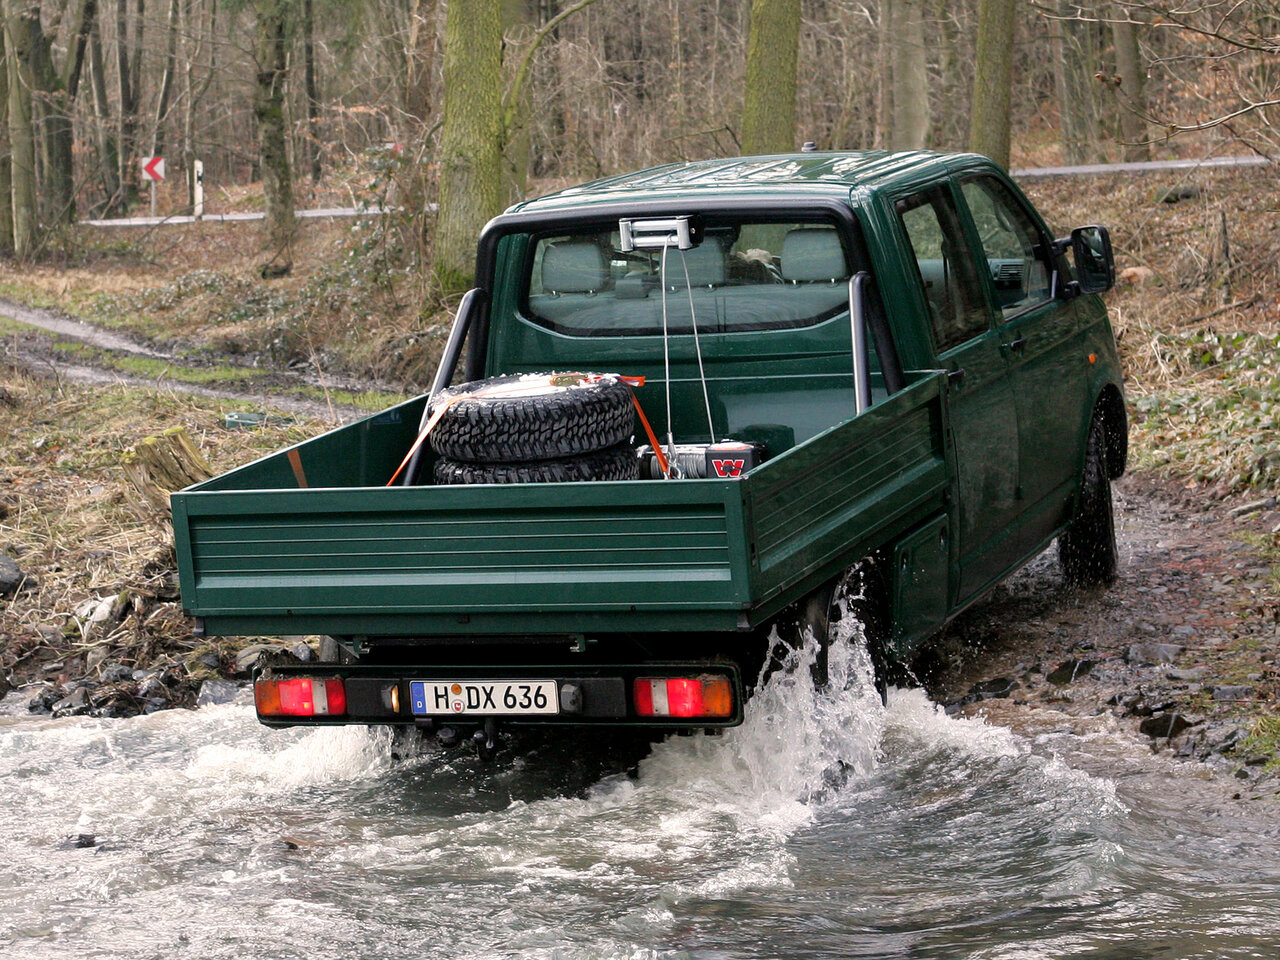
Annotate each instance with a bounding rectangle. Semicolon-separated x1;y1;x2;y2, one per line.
255;677;347;717
633;675;733;719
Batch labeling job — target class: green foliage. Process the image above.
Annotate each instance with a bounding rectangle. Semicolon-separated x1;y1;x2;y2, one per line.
1242;716;1280;772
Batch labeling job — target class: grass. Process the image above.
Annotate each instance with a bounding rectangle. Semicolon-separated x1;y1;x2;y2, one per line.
1021;166;1280;494
0;364;329;678
1242;716;1280;772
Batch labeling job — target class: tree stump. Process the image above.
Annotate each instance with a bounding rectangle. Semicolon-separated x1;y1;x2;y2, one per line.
121;427;213;518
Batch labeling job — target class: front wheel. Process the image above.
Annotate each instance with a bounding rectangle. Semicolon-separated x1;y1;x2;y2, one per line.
1059;412;1119;586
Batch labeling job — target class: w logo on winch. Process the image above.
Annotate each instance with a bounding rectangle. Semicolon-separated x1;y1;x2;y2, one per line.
711;458;746;478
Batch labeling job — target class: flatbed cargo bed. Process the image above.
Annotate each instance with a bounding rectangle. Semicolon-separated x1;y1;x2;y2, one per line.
173;374;948;641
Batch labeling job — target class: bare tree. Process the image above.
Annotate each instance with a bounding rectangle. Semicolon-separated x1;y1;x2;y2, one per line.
253;0;295;256
969;0;1016;166
888;0;930;149
1110;3;1150;160
433;0;503;288
740;0;801;155
0;27;13;255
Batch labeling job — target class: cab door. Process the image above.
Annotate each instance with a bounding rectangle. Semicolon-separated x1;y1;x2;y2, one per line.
957;175;1088;552
892;184;1021;604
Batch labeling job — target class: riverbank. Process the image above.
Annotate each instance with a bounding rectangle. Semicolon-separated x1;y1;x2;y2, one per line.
1;357;1276;795
928;472;1279;801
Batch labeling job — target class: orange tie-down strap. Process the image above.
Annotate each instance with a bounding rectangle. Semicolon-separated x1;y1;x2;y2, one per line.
386;373;667;485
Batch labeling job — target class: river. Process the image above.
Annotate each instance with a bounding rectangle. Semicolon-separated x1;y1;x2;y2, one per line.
2;634;1278;960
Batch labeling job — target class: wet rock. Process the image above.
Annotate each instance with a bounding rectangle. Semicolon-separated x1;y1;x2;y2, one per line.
196;679;240;707
1139;713;1199;740
137;673;169;699
234;642;313;676
27;686;59;714
1213;685;1255;701
1125;642;1183;666
234;644;282;675
0;553;30;598
143;697;170;715
968;677;1019;701
85;646;110;675
58;834;96;849
51;687;91;718
1211;726;1249;754
101;663;133;683
1047;659;1094;685
189;652;222;673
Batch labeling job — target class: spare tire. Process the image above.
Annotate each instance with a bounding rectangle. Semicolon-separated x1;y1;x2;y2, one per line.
433;443;639;485
428;373;636;463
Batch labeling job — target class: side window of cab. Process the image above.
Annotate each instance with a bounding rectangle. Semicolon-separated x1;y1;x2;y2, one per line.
895;186;990;354
959;176;1053;319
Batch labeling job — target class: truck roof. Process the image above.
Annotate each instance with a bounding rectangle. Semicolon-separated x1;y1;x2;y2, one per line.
508;151;987;215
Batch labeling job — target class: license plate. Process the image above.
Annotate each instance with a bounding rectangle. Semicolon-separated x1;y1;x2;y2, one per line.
409;680;559;717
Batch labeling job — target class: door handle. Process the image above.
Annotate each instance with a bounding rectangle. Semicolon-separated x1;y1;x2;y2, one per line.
947;368;966;388
1008;337;1028;352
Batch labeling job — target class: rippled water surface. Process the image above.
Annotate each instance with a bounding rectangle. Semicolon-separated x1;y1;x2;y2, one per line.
3;638;1278;960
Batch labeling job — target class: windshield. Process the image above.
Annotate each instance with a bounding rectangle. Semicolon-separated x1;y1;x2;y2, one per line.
522;220;852;337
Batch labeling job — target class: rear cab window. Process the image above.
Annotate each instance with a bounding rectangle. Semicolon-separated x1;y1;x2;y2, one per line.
488;213;899;451
523;220;854;337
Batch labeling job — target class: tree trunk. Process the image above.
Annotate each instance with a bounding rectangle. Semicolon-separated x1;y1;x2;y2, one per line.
253;0;295;255
874;0;893;148
1110;5;1149;161
969;0;1016;168
890;0;929;149
433;0;503;289
302;0;321;183
0;28;13;256
1054;1;1098;164
88;19;121;213
740;0;801;155
151;0;180;158
402;0;437;230
502;0;532;200
4;0;38;257
115;0;141;208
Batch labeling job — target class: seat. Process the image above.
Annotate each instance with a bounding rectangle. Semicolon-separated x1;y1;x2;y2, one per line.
780;228;847;283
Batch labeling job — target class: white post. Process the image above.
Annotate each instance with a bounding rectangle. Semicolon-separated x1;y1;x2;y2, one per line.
193;160;205;220
150;179;157;218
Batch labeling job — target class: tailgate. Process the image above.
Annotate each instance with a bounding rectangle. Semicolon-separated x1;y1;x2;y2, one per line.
174;475;753;637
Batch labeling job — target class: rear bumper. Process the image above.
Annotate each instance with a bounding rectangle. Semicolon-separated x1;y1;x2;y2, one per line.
254;660;746;729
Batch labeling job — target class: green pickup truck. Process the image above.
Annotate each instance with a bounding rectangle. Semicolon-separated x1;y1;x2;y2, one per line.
172;150;1124;746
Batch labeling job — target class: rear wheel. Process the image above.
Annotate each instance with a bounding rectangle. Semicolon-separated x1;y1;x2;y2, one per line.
1059;412;1119;586
781;559;890;703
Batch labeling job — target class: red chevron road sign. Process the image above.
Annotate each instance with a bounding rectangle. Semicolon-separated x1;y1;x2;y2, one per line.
141;156;165;181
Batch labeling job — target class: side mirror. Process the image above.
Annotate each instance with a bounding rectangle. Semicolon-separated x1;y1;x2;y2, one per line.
1069;224;1115;294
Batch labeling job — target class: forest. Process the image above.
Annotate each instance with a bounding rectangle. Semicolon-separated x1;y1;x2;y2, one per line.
0;0;1275;279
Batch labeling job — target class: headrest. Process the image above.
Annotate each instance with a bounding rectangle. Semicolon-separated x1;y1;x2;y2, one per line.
669;238;725;287
542;242;606;293
781;228;847;282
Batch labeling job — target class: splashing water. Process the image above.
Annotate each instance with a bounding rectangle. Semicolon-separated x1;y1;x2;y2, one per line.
2;623;1280;960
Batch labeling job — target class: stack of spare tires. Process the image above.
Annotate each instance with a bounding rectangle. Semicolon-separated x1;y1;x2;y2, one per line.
428;373;640;484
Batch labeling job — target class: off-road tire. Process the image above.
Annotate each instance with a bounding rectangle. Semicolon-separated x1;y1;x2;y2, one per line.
1059;412;1119;586
433;442;639;485
777;558;891;703
428;374;635;463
